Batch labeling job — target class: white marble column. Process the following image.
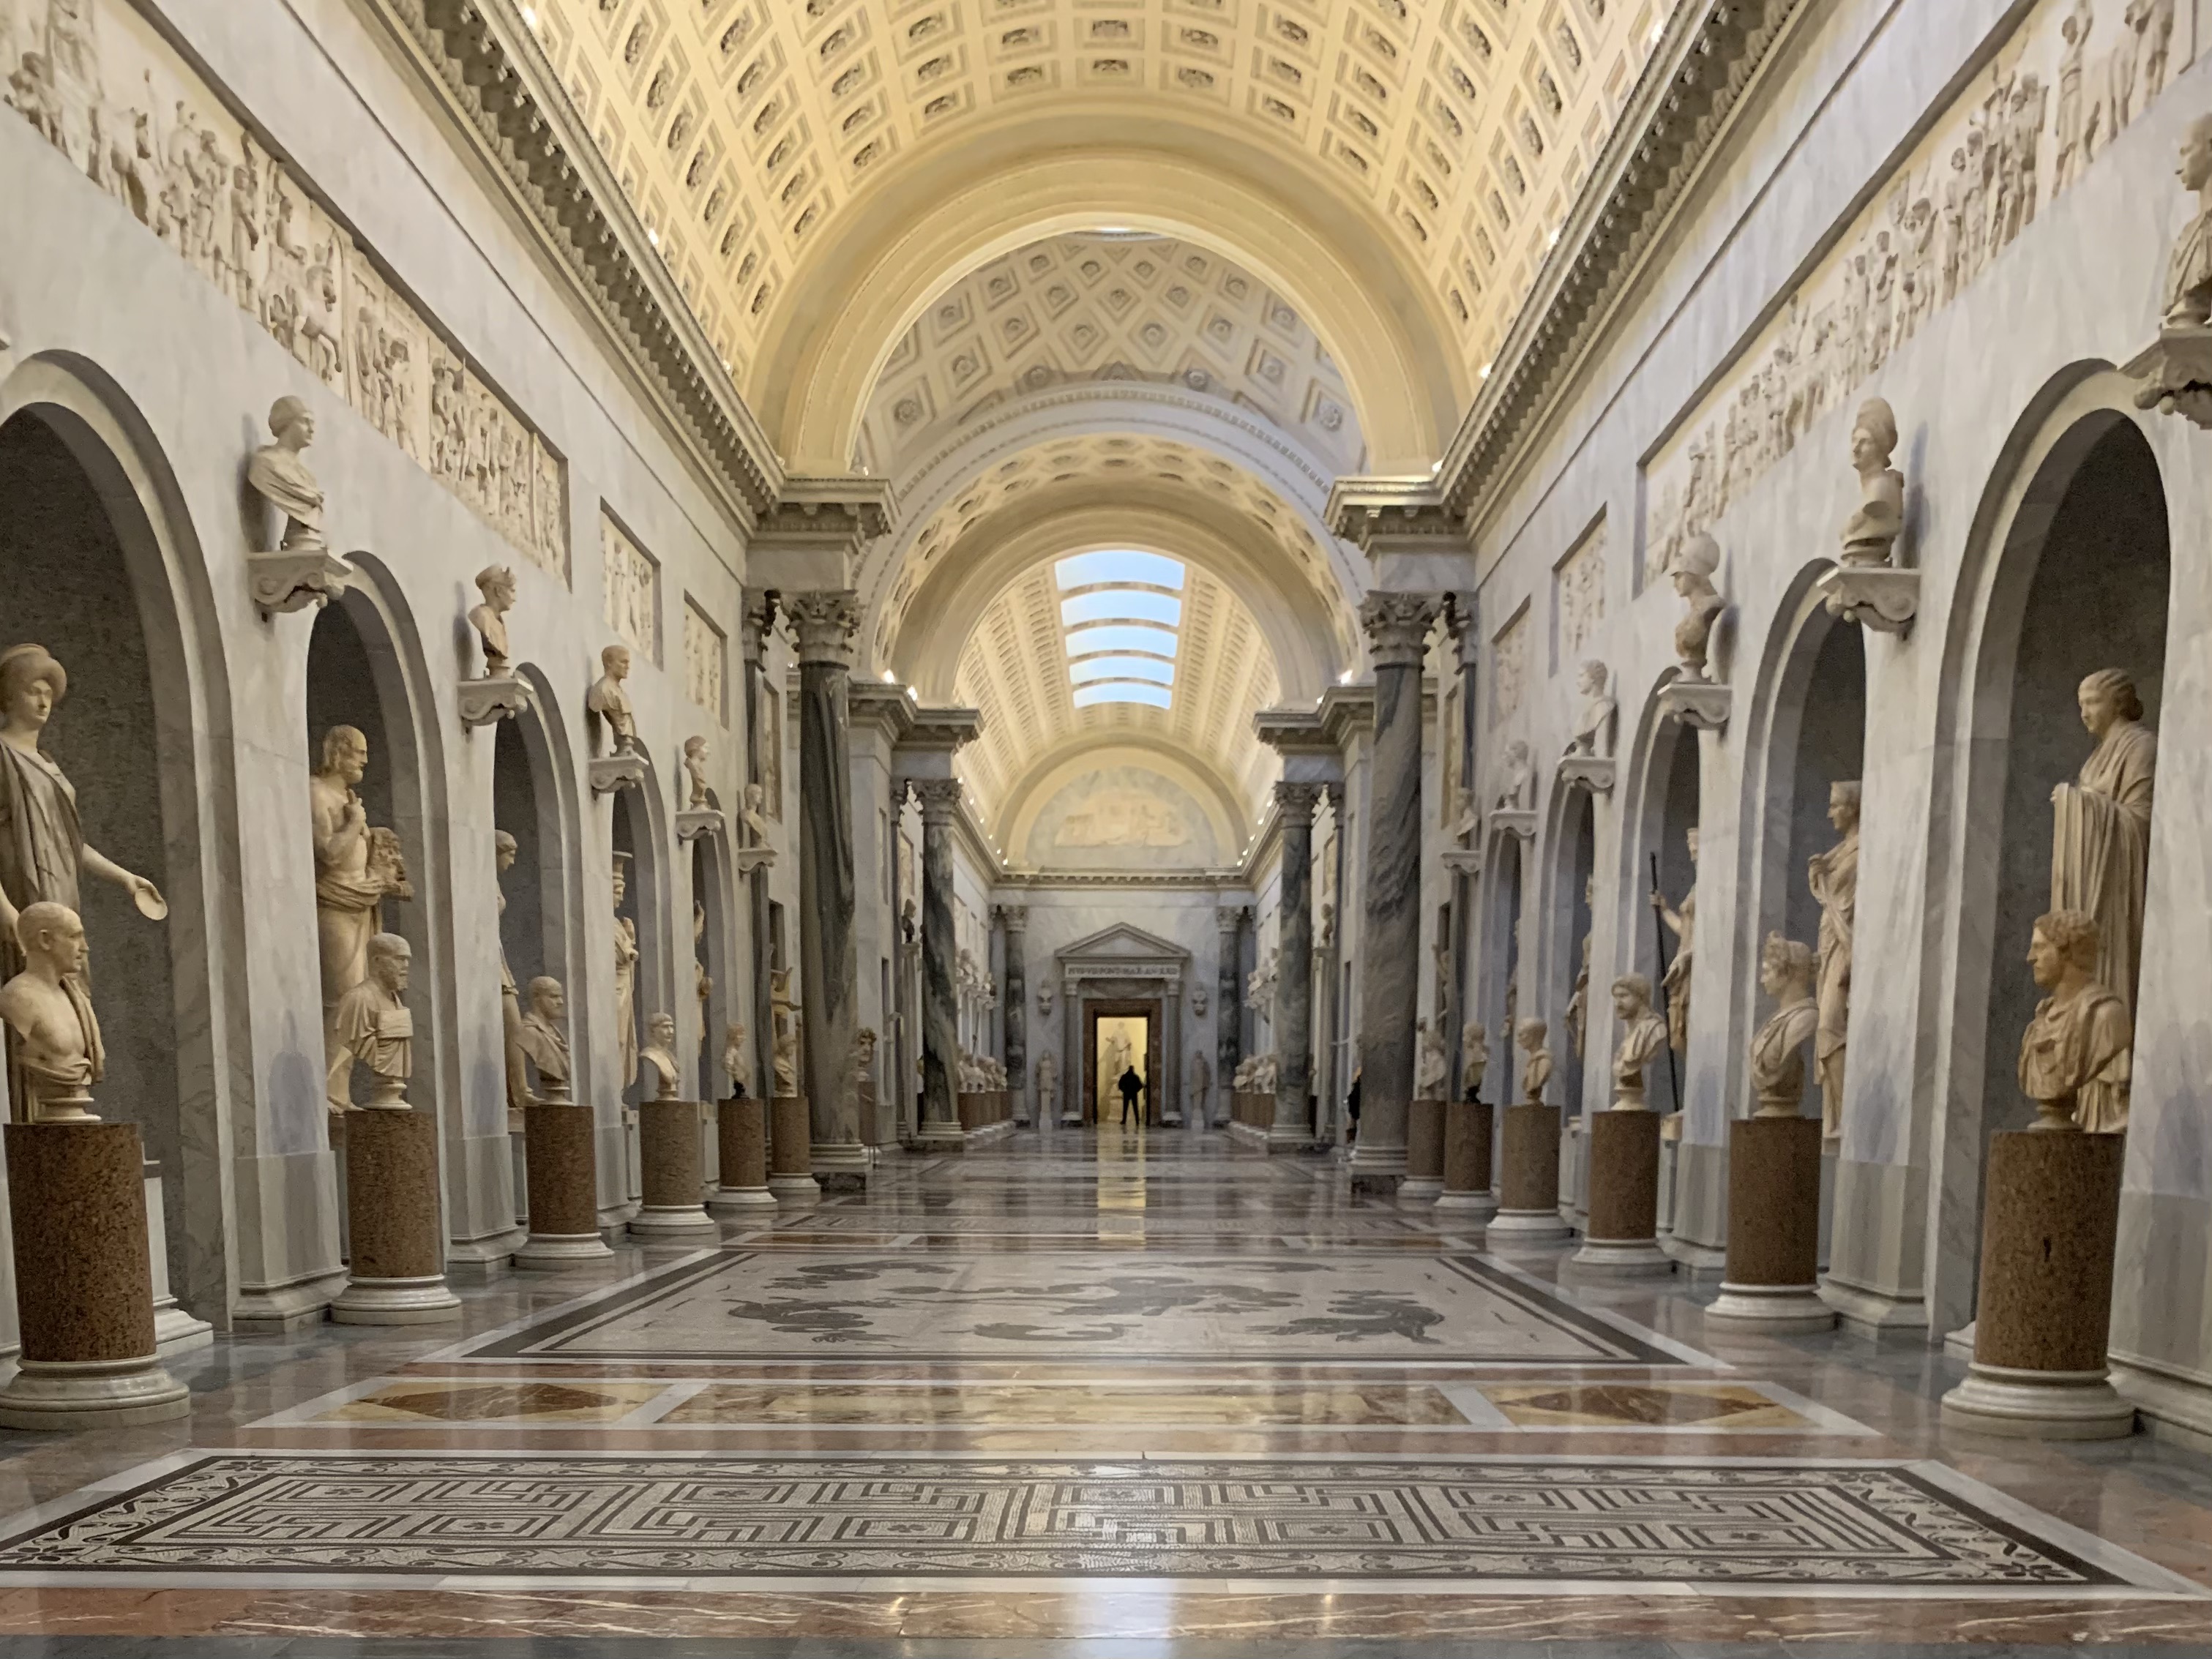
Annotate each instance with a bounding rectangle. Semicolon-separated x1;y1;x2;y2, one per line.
1350;592;1440;1190
1214;905;1247;1128
914;779;965;1148
1271;782;1321;1150
788;591;865;1186
999;905;1029;1125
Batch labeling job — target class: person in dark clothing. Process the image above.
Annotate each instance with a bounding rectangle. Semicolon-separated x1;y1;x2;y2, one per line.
1117;1064;1145;1126
1345;1068;1361;1142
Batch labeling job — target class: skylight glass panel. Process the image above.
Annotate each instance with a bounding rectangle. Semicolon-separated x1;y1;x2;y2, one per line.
1065;623;1178;660
1055;550;1186;710
1060;591;1181;629
1070;656;1176;686
1074;682;1173;709
1055;550;1185;591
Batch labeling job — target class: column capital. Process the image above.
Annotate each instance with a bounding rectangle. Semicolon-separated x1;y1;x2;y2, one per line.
911;776;964;823
1359;591;1442;669
1323;780;1346;817
1217;902;1252;935
786;590;862;667
993;904;1028;933
739;591;777;664
1273;779;1323;823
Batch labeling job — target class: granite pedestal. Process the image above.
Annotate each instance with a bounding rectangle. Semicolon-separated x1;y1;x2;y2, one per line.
1940;1129;2132;1439
0;1122;190;1429
332;1109;461;1323
1399;1098;1444;1205
1435;1098;1496;1219
515;1101;615;1267
1706;1115;1832;1333
709;1094;777;1211
1489;1103;1568;1241
632;1098;717;1236
769;1095;821;1202
1568;1109;1670;1278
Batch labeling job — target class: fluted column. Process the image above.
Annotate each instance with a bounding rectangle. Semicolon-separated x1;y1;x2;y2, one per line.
1214;905;1247;1128
999;905;1029;1124
1270;782;1320;1150
914;779;965;1148
1350;591;1439;1190
789;591;865;1186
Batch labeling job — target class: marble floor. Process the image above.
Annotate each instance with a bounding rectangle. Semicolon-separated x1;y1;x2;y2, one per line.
1;1129;2210;1656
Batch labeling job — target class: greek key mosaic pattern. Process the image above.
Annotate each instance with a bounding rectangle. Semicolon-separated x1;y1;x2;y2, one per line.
0;1455;2131;1587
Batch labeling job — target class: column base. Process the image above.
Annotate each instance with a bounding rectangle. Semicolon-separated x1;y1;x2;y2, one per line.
708;1185;778;1213
1486;1207;1570;1242
1940;1362;2136;1439
514;1232;615;1269
154;1306;216;1355
1263;1126;1308;1153
0;1356;190;1430
331;1273;463;1325
1397;1177;1442;1205
1434;1190;1498;1220
1817;1275;1929;1332
768;1175;823;1202
1566;1237;1675;1279
628;1205;719;1237
1347;1142;1405;1196
1705;1282;1835;1333
812;1142;870;1192
916;1123;968;1153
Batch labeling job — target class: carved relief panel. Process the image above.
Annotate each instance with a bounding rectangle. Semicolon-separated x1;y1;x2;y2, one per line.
683;597;727;724
1553;517;1607;670
600;512;661;664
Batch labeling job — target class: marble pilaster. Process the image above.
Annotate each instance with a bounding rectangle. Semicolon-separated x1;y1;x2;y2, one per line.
915;779;965;1150
1270;782;1321;1150
998;906;1029;1125
1214;905;1246;1129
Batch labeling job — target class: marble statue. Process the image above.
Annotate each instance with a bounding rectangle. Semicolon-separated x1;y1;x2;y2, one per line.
1452;787;1481;842
0;902;102;1123
1036;981;1053;1019
611;853;638;1088
1808;782;1861;1137
2021;909;2132;1134
495;829;528;1119
1460;1020;1490;1099
1517;1017;1552;1106
468;564;516;677
1188;1049;1211;1120
517;975;572;1104
326;932;413;1112
2159;111;2212;329
1191;985;1208;1018
1036;1052;1057;1117
771;967;799;1098
1839;399;1905;567
723;1021;749;1096
1567;660;1616;758
1317;899;1337;954
0;645;167;976
683;735;710;810
247;394;327;552
1255;1052;1279;1093
1415;1018;1447;1099
2051;669;2156;1011
587;643;638;754
740;782;771;845
1669;533;1727;681
638;1011;680;1103
1495;740;1535;809
692;901;711;1036
1609;974;1670;1110
1566;933;1591;1062
312;725;409;1092
1749;934;1819;1117
1651;828;1698;1055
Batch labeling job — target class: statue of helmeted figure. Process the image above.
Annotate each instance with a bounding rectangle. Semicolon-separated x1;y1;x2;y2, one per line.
1609;974;1670;1111
611;853;639;1090
2020;909;2131;1134
311;724;410;1109
468;564;516;678
1669;534;1727;681
1808;782;1861;1137
247;394;327;553
326;932;414;1111
638;1011;681;1104
1651;828;1698;1055
2050;669;2156;1014
495;830;529;1120
1460;1020;1490;1100
1516;1017;1552;1106
1748;935;1819;1117
516;975;571;1104
0;903;102;1123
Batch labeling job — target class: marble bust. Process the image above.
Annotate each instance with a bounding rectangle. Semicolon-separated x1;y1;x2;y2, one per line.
1460;1020;1490;1099
1748;934;1819;1118
326;932;414;1112
740;782;772;845
517;975;571;1104
1415;1018;1447;1099
1517;1017;1552;1106
2020;909;2131;1134
1567;660;1616;758
2161;111;2212;329
586;644;638;754
683;735;711;809
0;902;102;1123
468;565;516;678
1669;533;1727;681
1609;975;1670;1110
1839;399;1905;568
638;1011;681;1104
723;1021;749;1096
247;394;327;553
2051;668;2155;1012
1495;740;1535;810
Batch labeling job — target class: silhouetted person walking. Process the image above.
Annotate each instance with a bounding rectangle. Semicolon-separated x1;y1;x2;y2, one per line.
1118;1064;1145;1127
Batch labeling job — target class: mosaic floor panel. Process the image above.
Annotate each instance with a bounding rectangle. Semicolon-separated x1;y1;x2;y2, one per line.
0;1452;2187;1594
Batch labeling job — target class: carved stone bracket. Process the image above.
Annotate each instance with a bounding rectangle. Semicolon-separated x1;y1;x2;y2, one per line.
1657;679;1733;732
735;844;777;875
2127;326;2212;427
676;809;725;845
1816;564;1920;635
248;550;351;617
458;673;533;727
1487;808;1537;842
589;754;648;798
1442;847;1484;879
1557;754;1618;796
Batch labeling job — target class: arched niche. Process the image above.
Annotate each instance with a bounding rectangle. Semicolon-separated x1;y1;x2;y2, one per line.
493;667;586;1091
1616;680;1701;1119
690;828;735;1101
609;762;676;1109
0;360;232;1320
1539;783;1599;1118
1477;828;1528;1104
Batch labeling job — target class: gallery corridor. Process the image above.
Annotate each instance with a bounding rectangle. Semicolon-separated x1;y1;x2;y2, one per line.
0;1131;2205;1654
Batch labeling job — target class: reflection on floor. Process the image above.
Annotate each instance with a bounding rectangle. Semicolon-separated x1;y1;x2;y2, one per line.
0;1128;2208;1654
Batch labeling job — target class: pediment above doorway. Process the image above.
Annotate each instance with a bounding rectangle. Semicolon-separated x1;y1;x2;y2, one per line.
1055;922;1192;981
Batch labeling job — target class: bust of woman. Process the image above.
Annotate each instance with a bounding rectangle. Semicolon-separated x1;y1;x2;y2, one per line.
1840;399;1904;568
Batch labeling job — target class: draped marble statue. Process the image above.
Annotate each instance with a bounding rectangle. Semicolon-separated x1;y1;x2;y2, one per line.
1036;1050;1057;1120
516;975;571;1104
1749;935;1819;1117
495;830;529;1120
2050;669;2156;1013
246;394;327;552
311;724;409;1112
770;966;799;1099
1187;1049;1211;1123
1460;1020;1489;1099
1516;1018;1552;1106
1651;828;1698;1055
1808;781;1861;1138
1610;975;1670;1111
2020;909;2132;1134
326;932;413;1112
0;902;102;1123
1415;1017;1447;1099
611;852;639;1090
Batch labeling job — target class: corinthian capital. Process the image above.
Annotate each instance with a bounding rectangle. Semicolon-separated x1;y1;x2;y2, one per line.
1273;779;1323;823
910;776;964;823
1360;591;1441;669
787;590;861;667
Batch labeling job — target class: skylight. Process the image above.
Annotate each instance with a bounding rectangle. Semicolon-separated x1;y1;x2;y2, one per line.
1055;552;1185;709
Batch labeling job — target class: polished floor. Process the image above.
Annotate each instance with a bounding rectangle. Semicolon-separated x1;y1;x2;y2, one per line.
1;1129;2210;1655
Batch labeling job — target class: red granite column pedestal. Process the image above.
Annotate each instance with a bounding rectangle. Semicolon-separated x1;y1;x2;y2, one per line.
632;1099;717;1237
515;1101;615;1268
1436;1100;1495;1219
1489;1104;1568;1241
1706;1116;1831;1333
769;1096;820;1202
332;1109;461;1322
1400;1098;1445;1205
710;1095;777;1212
1568;1110;1670;1278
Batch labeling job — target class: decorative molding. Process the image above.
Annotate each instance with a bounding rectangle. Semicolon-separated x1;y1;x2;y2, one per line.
588;753;647;796
1816;565;1920;635
247;549;351;617
1656;679;1733;733
458;673;533;727
1557;753;1617;797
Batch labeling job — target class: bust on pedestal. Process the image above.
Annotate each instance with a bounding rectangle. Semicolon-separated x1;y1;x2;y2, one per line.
459;564;532;726
632;1011;715;1237
514;975;613;1267
244;394;349;614
711;1019;777;1213
1569;976;1673;1278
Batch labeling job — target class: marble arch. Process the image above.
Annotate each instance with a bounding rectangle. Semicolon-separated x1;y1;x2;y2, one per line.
1537;768;1599;1115
1611;671;1704;1122
498;664;591;1085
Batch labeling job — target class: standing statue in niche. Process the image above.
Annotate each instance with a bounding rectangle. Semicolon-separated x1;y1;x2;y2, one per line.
1669;534;1727;681
2051;669;2156;1012
0;903;102;1123
611;853;639;1090
1840;400;1905;567
468;565;517;678
247;395;328;553
1036;1051;1057;1119
326;932;414;1112
1568;661;1616;758
1748;934;1820;1117
311;724;410;1098
2020;909;2132;1133
1187;1049;1211;1123
1460;1020;1490;1100
1565;875;1593;1062
723;1021;750;1096
1415;1018;1448;1100
516;975;570;1104
1609;975;1670;1111
494;830;529;1120
1516;1017;1552;1106
1651;828;1699;1055
586;644;638;754
770;966;799;1099
1808;782;1861;1138
638;1011;681;1103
